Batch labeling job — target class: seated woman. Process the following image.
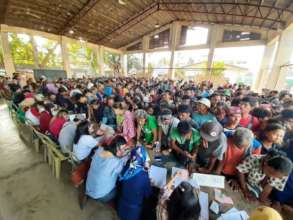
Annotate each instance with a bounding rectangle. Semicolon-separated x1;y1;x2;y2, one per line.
237;150;293;204
134;109;158;148
117;146;152;220
25;103;41;126
72;121;99;161
171;121;201;167
48;109;68;141
257;123;285;154
86;136;129;202
157;174;201;220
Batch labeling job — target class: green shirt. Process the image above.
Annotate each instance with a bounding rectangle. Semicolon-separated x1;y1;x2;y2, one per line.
142;115;157;144
171;128;201;152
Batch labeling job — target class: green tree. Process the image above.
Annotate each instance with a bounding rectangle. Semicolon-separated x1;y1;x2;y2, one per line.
8;33;34;66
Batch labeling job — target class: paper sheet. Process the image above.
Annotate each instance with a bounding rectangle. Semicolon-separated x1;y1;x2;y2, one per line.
210;200;220;214
214;189;234;205
217;210;249;220
192;173;225;189
149;165;167;189
171;167;188;178
199;191;209;220
173;176;200;189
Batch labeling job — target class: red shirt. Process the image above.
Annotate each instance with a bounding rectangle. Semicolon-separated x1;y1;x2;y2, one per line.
49;117;66;139
222;138;246;176
239;114;259;131
39;111;52;133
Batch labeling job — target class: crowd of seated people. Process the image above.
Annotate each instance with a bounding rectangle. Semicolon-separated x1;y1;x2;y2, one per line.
1;73;293;219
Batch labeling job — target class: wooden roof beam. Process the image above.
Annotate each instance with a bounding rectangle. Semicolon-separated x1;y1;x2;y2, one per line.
58;0;102;35
0;0;10;23
97;2;159;43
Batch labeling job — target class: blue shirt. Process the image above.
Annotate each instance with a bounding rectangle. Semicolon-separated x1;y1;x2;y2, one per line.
117;171;152;220
192;112;216;129
104;87;113;97
86;147;127;199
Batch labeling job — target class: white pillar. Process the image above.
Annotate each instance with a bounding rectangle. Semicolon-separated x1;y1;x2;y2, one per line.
266;24;293;90
0;32;15;77
169;22;181;79
121;54;127;77
60;36;71;78
207;25;221;74
142;36;149;78
98;46;104;76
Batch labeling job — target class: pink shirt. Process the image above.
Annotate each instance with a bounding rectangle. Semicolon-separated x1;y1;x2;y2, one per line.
123;111;135;141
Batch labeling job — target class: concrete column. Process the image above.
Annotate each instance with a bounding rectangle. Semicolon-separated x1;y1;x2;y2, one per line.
121;54;127;77
207;25;221;74
0;32;15;77
253;38;279;92
267;24;293;90
98;46;104;76
169;22;181;79
60;36;71;78
142;36;149;77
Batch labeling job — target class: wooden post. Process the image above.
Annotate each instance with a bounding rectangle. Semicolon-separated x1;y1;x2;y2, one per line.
0;31;15;77
142;36;149;78
60;36;71;78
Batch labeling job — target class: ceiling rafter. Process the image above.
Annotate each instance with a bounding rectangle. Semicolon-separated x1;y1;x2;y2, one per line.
58;0;102;35
269;1;293;29
0;0;10;23
97;2;159;43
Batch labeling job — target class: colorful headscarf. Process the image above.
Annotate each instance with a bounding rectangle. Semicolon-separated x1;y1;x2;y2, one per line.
120;146;148;181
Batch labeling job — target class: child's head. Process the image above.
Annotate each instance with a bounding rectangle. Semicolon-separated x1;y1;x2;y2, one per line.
240;96;258;115
263;150;293;179
261;123;285;144
167;181;201;220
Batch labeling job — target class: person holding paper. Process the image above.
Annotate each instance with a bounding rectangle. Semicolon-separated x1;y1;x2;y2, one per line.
171;121;201;166
156;173;201;220
117;146;152;220
237;150;292;204
196;121;227;174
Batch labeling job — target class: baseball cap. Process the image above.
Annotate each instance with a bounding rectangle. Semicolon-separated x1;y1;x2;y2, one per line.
197;98;211;108
249;206;282;220
200;121;223;142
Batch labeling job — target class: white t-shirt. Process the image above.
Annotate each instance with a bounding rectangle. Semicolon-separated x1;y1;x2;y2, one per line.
25;109;40;126
158;117;180;135
73;135;98;161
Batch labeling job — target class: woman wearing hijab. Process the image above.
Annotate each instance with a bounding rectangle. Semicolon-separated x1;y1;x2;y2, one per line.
117;146;152;220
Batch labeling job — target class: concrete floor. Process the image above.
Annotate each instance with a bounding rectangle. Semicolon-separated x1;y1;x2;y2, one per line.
0;102;118;220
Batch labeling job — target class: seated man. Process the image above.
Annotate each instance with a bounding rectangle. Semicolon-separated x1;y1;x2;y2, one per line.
158;108;179;150
49;109;68;141
171;121;201;166
196;121;227;174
